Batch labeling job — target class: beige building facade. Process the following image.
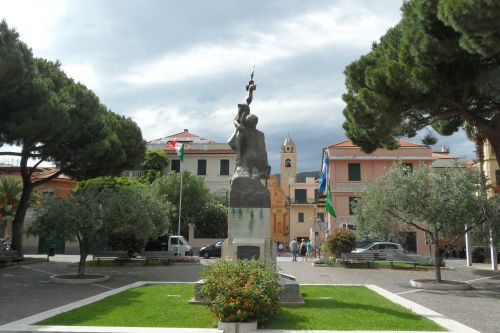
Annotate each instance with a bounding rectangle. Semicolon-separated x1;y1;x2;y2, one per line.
147;129;236;198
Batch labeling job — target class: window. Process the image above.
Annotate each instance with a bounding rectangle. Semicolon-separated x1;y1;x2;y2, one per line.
171;160;180;173
342;223;357;230
401;163;413;173
348;163;361;181
220;159;229;176
496;170;500;186
317;212;325;222
294;189;307;203
197;159;207;175
42;191;56;202
298;212;304;222
349;197;360;215
285;158;292;167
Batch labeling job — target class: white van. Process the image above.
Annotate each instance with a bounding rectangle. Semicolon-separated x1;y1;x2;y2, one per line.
145;234;193;256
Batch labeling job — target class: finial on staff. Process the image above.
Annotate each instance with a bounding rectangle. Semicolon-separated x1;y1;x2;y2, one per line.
245;65;257;105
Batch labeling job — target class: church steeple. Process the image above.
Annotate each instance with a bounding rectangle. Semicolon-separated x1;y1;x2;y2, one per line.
280;135;297;196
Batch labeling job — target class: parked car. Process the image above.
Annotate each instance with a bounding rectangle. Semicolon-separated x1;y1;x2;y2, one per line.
199;240;223;259
351;241;404;254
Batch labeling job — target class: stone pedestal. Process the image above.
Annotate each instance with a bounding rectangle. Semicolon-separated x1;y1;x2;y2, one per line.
222;207;276;264
223;177;276;264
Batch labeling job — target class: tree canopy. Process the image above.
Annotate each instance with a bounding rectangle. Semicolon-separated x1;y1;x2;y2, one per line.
151;171;227;238
354;164;488;281
343;0;500;166
139;149;169;184
30;190;104;277
0;20;146;253
30;179;169;276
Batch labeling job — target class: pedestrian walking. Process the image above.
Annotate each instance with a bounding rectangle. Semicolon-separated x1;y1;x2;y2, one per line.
306;240;311;259
299;238;307;261
289;238;298;262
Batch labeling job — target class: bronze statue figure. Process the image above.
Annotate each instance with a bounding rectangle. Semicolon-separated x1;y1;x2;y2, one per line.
228;68;270;182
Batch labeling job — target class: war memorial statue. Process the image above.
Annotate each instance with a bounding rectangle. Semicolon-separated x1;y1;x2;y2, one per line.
193;70;304;306
221;69;275;261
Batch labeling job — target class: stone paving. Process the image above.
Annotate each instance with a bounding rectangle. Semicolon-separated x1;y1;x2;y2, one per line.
0;255;498;332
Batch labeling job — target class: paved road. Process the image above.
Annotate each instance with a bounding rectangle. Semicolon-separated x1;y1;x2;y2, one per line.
1;256;499;333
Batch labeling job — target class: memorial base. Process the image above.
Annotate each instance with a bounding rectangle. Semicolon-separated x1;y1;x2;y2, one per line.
222;237;276;264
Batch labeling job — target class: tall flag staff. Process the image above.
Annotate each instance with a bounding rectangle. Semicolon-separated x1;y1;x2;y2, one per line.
167;140;185;255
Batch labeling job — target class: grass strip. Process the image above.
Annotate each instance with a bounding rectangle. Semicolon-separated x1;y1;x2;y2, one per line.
38;284;445;331
263;285;445;331
39;284;217;328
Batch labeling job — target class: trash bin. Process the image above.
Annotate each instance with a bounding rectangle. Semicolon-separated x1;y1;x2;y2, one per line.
47;245;56;257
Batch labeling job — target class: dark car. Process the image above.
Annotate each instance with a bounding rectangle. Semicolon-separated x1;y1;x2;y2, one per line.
199;240;222;259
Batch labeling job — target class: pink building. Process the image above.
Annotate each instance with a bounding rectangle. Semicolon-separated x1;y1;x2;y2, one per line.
321;140;435;255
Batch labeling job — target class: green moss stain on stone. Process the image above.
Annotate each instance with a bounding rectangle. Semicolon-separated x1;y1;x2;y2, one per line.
248;209;255;235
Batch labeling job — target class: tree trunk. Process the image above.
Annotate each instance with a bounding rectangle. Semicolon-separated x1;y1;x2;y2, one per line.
475;135;486;195
434;230;442;282
11;183;32;256
78;240;87;278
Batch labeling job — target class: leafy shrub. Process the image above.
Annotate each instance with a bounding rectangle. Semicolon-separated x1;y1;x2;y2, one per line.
201;259;282;323
323;228;357;257
419;256;445;267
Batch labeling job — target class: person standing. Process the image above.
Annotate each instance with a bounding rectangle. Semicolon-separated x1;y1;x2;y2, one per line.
278;242;284;257
299;239;307;261
289;238;298;262
306;240;311;259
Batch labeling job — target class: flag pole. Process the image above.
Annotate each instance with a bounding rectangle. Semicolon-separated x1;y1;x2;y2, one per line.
177;162;183;256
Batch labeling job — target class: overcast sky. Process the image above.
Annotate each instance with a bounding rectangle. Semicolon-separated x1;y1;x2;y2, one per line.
0;0;474;173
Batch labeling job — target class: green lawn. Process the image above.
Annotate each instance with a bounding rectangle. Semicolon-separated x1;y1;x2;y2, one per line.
263;285;445;331
38;284;445;331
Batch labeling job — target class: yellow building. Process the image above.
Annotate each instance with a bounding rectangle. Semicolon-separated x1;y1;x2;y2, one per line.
274;136;322;245
484;140;500;197
483;140;499;269
268;175;288;243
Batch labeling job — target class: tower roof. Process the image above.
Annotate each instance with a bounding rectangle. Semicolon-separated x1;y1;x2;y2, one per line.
283;136;295;146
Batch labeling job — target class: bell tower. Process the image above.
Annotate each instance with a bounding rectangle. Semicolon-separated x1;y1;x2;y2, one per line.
280;135;297;196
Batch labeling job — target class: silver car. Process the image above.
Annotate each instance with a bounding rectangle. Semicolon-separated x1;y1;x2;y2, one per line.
351;242;404;254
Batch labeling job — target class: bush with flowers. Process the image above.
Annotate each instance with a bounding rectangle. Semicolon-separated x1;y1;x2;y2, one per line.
201;259;282;323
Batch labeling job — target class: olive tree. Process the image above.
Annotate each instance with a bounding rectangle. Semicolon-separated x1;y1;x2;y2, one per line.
354;164;484;282
30;183;169;277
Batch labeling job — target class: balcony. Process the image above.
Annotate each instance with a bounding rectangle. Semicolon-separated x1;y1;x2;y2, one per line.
334;216;357;224
122;170;145;179
290;199;316;205
333;182;366;193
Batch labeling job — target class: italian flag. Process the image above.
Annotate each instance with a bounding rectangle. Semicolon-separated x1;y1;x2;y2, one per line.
167;140;184;162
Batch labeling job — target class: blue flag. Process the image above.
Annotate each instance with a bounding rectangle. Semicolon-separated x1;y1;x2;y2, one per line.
317;153;329;193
